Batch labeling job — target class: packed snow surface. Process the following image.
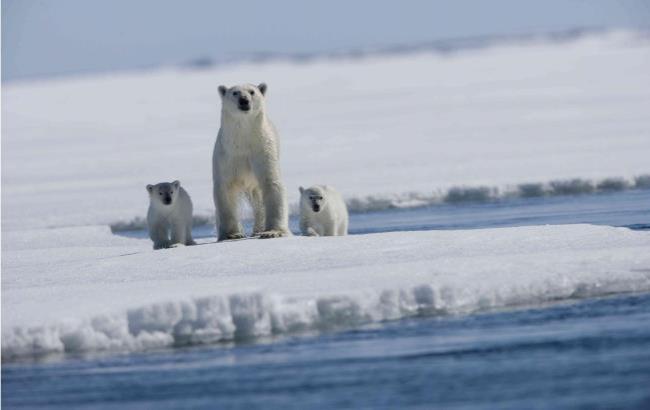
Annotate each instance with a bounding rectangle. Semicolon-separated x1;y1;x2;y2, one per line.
3;225;650;359
2;32;650;360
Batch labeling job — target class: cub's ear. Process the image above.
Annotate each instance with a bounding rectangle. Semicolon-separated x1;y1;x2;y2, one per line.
218;85;228;97
299;186;304;194
146;184;154;193
257;83;267;96
172;180;180;189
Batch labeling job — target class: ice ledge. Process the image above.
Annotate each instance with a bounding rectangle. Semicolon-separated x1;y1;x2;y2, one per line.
4;261;650;360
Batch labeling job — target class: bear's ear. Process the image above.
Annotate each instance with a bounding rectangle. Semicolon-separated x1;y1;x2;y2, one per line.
146;184;154;193
218;85;227;97
172;180;180;189
299;186;304;194
258;83;267;96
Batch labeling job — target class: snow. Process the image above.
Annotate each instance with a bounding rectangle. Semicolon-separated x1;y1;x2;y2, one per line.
2;31;650;359
2;31;650;230
3;224;650;359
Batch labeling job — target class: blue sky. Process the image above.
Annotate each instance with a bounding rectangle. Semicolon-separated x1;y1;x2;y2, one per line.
2;0;649;81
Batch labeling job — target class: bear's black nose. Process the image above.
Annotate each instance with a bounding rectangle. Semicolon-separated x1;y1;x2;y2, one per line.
163;196;172;205
238;98;250;111
313;205;320;212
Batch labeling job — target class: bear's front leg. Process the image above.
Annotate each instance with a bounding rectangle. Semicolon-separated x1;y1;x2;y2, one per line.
300;218;318;237
337;219;349;236
184;224;197;246
149;222;171;250
214;183;245;241
305;227;319;237
259;178;290;238
249;188;266;236
323;224;337;236
170;221;188;246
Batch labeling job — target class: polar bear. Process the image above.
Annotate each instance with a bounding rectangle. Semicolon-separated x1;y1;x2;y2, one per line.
212;83;290;241
146;181;196;249
299;185;349;236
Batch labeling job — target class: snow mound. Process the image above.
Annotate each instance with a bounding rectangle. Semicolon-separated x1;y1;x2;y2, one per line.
3;224;650;360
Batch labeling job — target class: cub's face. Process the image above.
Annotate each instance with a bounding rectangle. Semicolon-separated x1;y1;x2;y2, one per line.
147;181;180;206
300;186;326;213
218;83;267;116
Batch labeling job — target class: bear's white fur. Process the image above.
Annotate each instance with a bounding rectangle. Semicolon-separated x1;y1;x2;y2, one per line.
146;180;196;249
299;185;348;236
212;83;290;241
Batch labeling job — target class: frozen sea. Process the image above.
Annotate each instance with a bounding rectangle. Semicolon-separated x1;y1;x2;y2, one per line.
3;189;650;409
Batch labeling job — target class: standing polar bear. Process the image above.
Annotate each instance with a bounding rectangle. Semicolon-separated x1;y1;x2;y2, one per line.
299;185;349;236
212;83;290;241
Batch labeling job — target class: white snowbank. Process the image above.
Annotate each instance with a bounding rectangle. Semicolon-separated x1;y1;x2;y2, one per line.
2;31;650;230
3;224;650;359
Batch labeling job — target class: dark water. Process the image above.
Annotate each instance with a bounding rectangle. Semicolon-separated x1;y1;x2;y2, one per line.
4;190;650;409
347;189;650;234
4;294;650;409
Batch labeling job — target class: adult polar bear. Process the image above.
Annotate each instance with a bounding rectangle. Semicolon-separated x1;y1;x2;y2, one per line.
212;83;291;241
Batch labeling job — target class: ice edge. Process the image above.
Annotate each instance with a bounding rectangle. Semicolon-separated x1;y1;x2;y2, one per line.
4;272;650;362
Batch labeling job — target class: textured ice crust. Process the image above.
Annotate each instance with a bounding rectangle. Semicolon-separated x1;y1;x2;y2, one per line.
345;176;650;212
110;176;650;232
4;260;650;360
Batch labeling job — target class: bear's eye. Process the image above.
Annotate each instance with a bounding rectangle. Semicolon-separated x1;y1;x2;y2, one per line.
249;90;255;96
159;192;162;195
233;91;239;96
170;191;173;194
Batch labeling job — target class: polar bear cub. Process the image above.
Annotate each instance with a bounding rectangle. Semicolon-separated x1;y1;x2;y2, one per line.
146;181;196;249
212;82;290;241
299;185;348;236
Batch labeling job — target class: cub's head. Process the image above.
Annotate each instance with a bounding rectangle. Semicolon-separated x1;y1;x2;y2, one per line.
218;83;267;116
299;186;326;213
146;180;181;207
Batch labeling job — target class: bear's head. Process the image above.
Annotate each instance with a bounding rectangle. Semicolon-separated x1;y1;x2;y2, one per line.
147;180;181;207
218;83;267;117
299;186;326;213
